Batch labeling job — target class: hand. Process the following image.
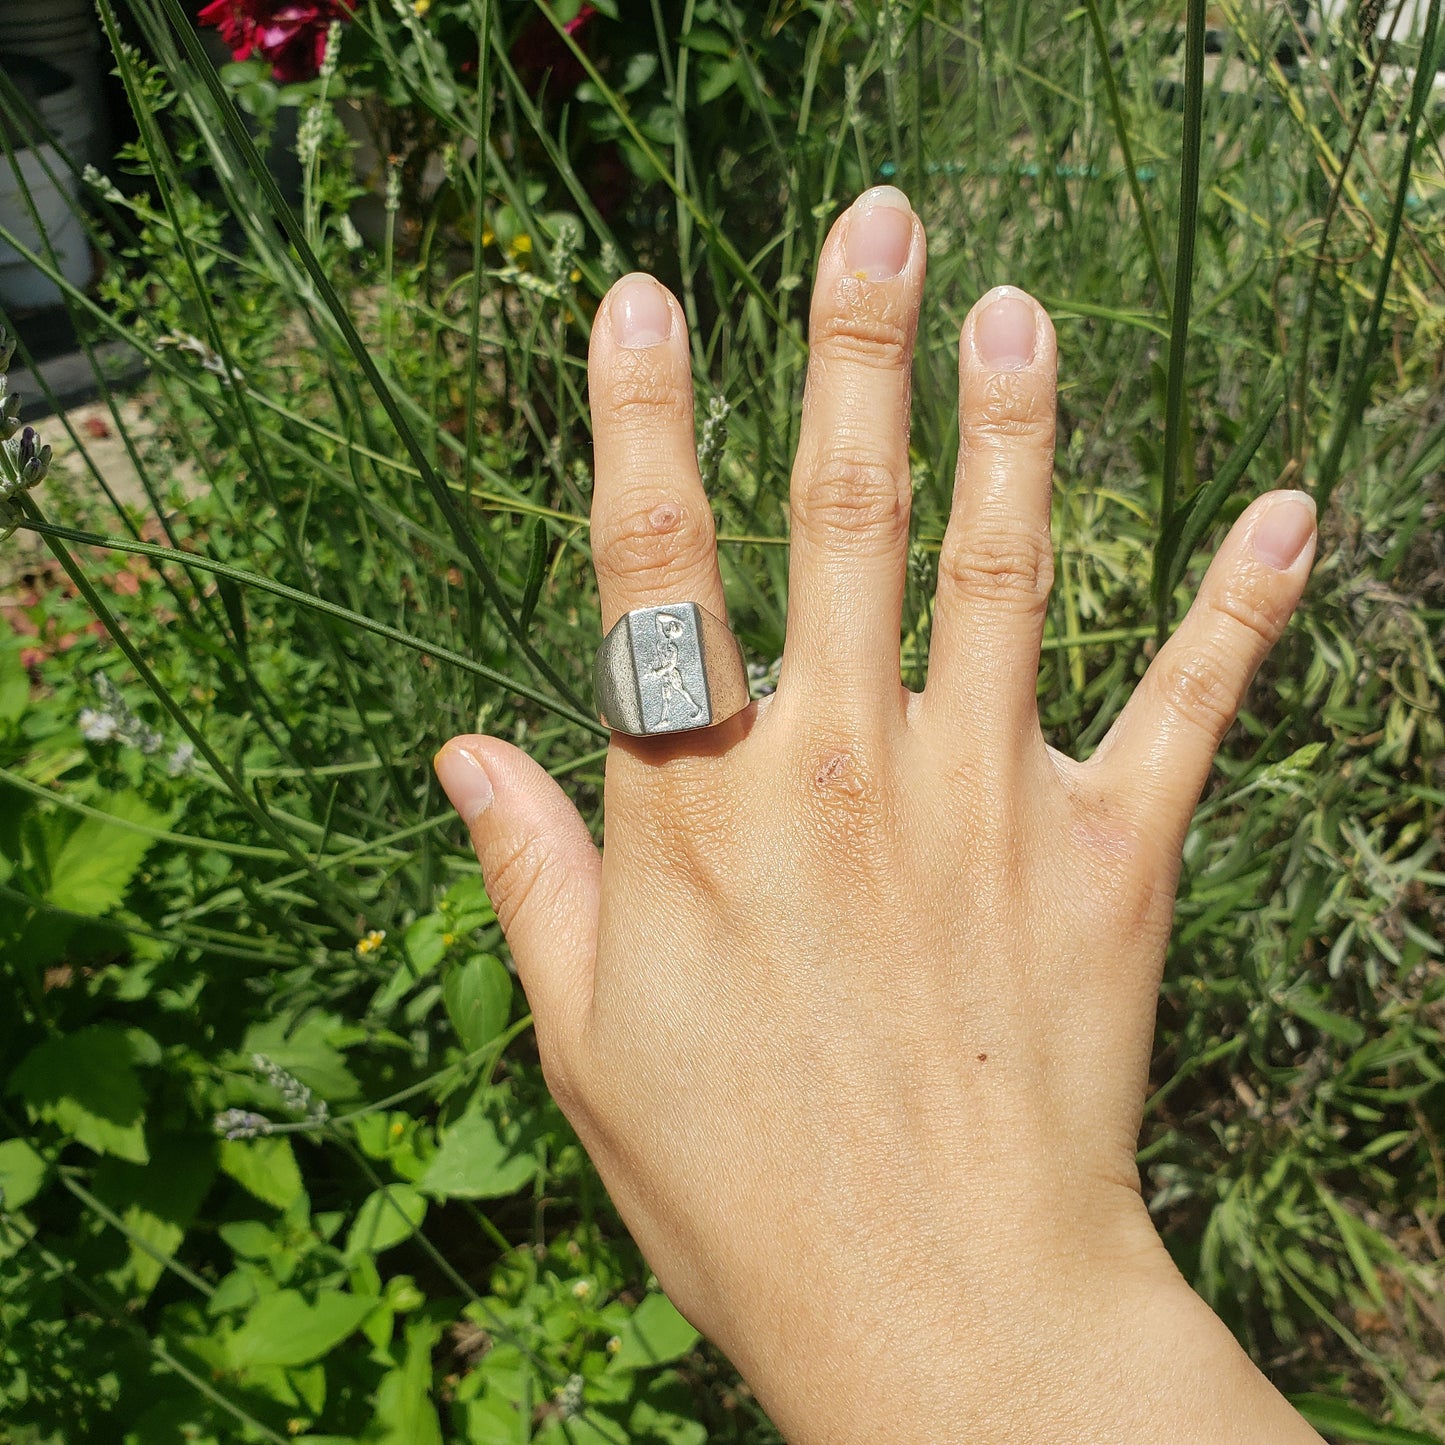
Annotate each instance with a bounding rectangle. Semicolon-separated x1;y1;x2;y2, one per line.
435;186;1323;1443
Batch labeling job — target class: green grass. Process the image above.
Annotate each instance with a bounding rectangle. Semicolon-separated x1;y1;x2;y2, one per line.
0;1;1442;1440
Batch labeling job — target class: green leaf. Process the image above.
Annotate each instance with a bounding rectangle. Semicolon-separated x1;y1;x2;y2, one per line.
46;792;168;916
1288;1394;1442;1445
362;1318;444;1445
216;575;249;665
228;1288;376;1369
219;1135;304;1209
630;1372;708;1445
0;1136;49;1211
679;27;732;54
609;1292;700;1371
219;1219;276;1259
345;1184;426;1261
443;953;512;1053
370;913;447;1015
518;516;549;629
418;1102;537;1200
9;1026;149;1162
243;1011;360;1103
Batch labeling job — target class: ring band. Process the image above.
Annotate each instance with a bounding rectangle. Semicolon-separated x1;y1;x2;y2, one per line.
594;601;749;736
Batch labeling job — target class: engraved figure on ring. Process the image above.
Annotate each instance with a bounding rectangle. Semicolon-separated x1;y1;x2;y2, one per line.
649;613;704;727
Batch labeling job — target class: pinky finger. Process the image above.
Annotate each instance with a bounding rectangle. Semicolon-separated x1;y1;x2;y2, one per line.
1089;490;1317;848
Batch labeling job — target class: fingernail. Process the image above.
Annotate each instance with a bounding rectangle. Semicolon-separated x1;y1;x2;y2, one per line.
844;185;914;280
1252;491;1317;571
974;288;1038;370
434;742;494;823
610;274;673;349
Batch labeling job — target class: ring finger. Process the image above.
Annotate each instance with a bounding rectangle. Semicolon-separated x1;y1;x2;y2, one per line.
590;273;727;633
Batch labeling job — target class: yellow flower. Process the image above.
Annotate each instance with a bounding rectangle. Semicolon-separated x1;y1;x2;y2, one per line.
442;931;456;948
355;928;386;957
508;233;532;258
482;228;494;247
413;0;431;13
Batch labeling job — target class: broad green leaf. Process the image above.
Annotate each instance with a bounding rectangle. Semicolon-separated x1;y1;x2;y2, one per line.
218;1219;277;1259
9;1026;149;1163
362;1318;444;1445
345;1184;426;1261
219;1136;304;1209
630;1372;709;1445
418;1103;537;1200
443;953;512;1053
0;1136;49;1211
243;1011;359;1103
609;1292;700;1371
46;792;168;916
228;1288;376;1369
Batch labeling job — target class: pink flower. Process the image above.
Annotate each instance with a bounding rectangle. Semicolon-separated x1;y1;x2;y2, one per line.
198;0;353;83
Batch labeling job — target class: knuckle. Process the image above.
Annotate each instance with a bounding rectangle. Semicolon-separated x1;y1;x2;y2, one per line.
602;354;692;423
793;455;908;551
1210;579;1283;651
811;306;913;371
1157;645;1239;742
535;1027;587;1121
937;525;1053;611
595;496;716;589
967;372;1056;443
791;732;893;857
483;833;552;941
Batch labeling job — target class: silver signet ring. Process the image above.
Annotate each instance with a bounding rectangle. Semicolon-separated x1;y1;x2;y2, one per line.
593;602;749;737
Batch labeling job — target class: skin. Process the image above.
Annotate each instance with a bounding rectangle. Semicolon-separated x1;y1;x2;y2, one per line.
434;186;1326;1443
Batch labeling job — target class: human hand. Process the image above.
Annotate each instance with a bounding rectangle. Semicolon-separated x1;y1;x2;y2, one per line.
435;186;1323;1443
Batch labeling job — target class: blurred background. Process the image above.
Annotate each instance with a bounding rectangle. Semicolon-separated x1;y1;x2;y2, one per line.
0;3;1442;1441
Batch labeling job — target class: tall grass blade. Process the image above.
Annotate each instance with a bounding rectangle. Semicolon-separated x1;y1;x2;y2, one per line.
1152;0;1208;641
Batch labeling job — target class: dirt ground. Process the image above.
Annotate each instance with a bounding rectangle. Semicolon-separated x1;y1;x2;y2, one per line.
3;384;192;587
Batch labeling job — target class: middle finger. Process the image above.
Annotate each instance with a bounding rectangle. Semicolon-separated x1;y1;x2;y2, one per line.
781;186;926;725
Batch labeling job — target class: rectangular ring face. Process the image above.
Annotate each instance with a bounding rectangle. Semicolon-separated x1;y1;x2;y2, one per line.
627;603;712;734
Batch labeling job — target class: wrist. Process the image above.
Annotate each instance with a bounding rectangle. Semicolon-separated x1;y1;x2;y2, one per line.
730;1196;1321;1445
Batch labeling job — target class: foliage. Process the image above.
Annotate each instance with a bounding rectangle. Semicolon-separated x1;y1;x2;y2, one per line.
0;0;1442;1440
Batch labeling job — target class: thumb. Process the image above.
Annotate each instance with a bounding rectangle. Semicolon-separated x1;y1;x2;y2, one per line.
434;735;599;1049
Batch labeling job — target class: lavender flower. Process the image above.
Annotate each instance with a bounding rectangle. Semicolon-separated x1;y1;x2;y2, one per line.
89;674;163;754
213;1109;273;1140
0;332;49;539
79;709;121;743
252;1053;329;1124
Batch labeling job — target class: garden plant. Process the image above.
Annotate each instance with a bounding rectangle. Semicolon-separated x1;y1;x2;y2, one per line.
0;0;1443;1441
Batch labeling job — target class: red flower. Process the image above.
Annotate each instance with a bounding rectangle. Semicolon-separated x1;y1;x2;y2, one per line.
199;0;353;83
